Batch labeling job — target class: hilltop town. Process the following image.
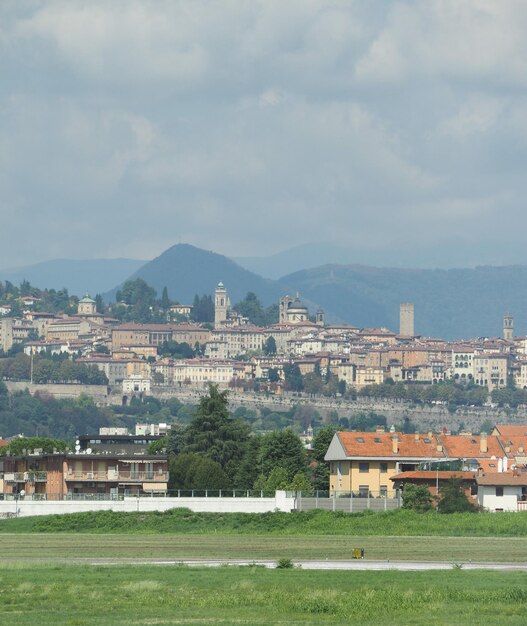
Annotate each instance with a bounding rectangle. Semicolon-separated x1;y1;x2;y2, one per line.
1;279;526;407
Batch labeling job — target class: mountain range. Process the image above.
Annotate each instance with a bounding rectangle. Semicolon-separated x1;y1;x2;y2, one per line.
3;244;527;340
0;258;145;297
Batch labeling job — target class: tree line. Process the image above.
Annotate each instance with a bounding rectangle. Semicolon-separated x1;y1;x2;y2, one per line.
0;353;108;385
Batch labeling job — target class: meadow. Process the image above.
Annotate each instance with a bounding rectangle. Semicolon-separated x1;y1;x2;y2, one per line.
0;563;526;626
2;507;527;536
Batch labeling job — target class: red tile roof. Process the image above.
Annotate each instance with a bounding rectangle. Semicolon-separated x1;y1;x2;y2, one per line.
439;434;503;459
337;432;444;458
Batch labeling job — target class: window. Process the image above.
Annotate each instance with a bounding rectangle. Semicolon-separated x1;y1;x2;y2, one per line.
380;485;388;497
356;437;364;443
359;485;369;497
359;462;369;473
496;486;504;497
380;462;388;473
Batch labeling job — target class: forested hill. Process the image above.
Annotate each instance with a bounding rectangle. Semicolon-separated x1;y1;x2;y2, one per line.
104;243;283;306
280;264;527;340
101;242;527;340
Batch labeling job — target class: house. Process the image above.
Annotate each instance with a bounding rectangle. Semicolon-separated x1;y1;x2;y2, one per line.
476;472;527;512
0;431;169;499
324;430;446;497
390;470;477;499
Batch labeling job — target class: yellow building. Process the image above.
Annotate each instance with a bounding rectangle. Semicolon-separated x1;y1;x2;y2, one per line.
325;431;446;497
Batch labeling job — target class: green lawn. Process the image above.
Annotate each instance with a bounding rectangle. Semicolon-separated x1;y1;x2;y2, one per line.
0;564;525;625
1;533;527;563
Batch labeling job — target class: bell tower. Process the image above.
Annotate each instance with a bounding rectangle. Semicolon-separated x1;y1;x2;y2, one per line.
214;282;229;328
503;314;514;341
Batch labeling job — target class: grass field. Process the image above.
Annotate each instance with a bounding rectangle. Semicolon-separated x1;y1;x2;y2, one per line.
1;533;527;563
0;564;526;625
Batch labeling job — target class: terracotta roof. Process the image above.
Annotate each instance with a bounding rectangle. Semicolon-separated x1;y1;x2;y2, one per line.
337;432;445;458
476;473;527;486
390;471;475;482
439;434;503;459
477;459;501;473
494;425;527;438
498;436;527;456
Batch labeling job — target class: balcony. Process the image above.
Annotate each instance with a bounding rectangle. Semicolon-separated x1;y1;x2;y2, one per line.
2;471;47;483
64;471;168;482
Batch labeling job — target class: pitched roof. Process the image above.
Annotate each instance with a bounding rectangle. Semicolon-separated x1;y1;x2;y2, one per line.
439;434;503;459
336;432;445;458
476;473;527;486
390;471;475;482
494;425;527;438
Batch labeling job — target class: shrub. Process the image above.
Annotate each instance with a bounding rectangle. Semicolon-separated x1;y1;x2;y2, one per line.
401;484;434;512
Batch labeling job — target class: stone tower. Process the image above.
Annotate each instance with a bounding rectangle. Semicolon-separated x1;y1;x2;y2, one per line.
214;282;229;328
316;308;325;326
503;314;514;341
399;303;414;336
279;295;294;324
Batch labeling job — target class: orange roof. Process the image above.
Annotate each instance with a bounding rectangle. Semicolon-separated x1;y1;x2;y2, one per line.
439;434;504;459
494;425;527;438
337;432;445;458
390;471;475;482
477;473;527;486
477;459;501;473
498;436;527;456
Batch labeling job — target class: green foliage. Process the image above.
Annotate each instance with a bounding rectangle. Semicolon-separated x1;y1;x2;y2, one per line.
267;367;280;383
359;380;490;407
401;484;434;512
146;436;168;455
158;340;195;359
169;452;229;490
263;335;277;355
233;292;278;327
276;557;294;569
0;354;108;385
191;294;214;323
283;364;304;392
5;508;527;537
437;477;477;514
258;429;308;482
0;436;68;456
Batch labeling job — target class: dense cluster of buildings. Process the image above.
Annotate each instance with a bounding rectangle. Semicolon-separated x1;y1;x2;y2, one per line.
1;284;527;396
326;424;527;512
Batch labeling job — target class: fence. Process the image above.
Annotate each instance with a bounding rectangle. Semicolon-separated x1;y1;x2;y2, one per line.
297;490;401;513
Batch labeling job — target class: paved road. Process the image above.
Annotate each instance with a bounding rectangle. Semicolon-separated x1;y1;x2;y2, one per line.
89;558;527;571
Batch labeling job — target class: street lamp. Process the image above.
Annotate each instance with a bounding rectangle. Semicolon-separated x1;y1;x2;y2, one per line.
14;489;25;517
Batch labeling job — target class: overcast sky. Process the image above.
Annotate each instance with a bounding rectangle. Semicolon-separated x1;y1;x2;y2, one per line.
1;1;526;269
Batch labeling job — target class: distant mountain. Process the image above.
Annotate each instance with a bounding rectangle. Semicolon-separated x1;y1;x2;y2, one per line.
233;243;356;279
103;242;527;340
105;244;283;306
234;240;527;279
280;264;527;340
0;258;146;296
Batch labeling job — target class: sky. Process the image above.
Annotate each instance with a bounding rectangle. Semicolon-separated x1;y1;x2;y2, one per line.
1;1;527;269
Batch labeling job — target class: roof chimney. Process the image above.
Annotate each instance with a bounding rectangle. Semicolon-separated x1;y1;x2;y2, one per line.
480;432;488;454
436;443;443;453
392;435;399;454
414;433;420;442
519;443;524;454
376;425;385;433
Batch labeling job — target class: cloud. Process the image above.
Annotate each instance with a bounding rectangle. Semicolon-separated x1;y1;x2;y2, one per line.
0;1;526;266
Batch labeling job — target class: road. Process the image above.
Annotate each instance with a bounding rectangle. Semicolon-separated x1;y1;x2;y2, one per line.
88;558;527;571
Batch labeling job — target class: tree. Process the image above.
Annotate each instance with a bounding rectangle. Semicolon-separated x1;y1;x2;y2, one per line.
283;364;304;392
161;286;170;310
401;484;434;512
184;384;250;484
263;336;277;356
437;476;476;513
268;367;280;383
258;429;307;482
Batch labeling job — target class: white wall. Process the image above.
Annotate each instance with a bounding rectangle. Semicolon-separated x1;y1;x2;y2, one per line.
0;492;296;518
478;485;520;512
